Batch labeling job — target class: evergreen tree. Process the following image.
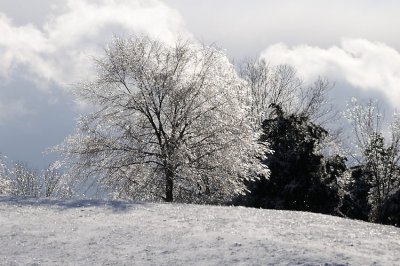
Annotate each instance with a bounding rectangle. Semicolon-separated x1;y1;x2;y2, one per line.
238;105;342;214
339;166;371;221
379;189;400;227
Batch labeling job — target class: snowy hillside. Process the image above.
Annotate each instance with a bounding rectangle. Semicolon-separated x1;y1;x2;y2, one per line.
0;197;399;265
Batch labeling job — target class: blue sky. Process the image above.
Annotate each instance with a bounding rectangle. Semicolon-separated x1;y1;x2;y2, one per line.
0;0;399;168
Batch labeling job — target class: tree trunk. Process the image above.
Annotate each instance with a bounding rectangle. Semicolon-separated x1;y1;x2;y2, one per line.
165;167;174;202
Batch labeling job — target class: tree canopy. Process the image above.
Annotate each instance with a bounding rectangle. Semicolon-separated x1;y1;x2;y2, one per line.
56;36;269;203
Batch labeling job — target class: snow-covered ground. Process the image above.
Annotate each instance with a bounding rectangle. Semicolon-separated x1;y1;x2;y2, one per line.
0;197;399;265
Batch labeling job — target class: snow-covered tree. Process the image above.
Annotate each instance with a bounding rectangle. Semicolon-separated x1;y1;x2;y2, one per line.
55;35;269;203
345;98;400;221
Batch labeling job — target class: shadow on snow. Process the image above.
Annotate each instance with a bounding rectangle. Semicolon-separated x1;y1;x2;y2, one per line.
0;196;149;213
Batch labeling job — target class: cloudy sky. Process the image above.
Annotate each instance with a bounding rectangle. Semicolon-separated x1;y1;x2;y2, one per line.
0;0;400;168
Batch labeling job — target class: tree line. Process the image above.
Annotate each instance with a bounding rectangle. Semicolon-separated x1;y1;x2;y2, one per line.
0;35;398;227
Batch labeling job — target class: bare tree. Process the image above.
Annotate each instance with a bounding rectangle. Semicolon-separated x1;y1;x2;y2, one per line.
345;98;384;158
55;35;269;203
240;59;336;127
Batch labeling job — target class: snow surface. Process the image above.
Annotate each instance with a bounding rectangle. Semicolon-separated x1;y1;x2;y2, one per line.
0;197;399;265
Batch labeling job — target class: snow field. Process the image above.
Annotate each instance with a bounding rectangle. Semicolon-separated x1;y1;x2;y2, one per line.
0;197;399;265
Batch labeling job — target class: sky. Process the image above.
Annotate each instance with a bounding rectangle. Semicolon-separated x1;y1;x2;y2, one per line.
0;0;399;168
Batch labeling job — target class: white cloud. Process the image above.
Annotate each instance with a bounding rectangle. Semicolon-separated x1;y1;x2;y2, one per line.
0;0;191;88
167;0;400;60
260;38;400;108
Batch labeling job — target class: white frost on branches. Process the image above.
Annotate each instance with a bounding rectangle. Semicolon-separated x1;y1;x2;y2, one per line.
55;35;270;203
344;97;400;220
0;154;11;195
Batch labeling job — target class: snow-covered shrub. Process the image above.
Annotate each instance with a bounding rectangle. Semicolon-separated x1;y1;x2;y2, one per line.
3;160;73;198
0;155;11;195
